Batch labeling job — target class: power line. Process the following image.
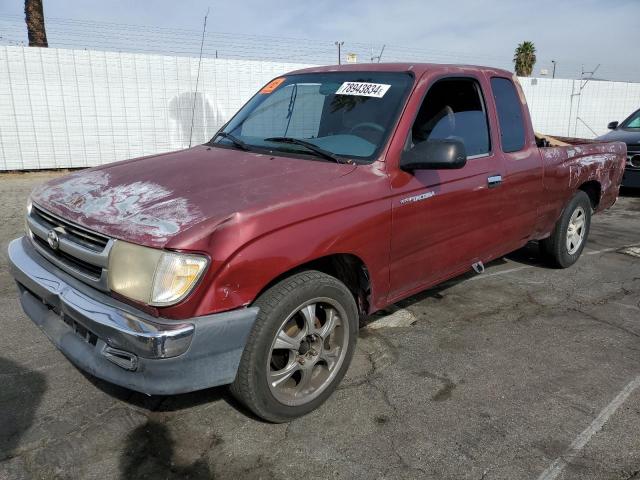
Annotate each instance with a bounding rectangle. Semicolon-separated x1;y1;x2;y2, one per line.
0;14;638;82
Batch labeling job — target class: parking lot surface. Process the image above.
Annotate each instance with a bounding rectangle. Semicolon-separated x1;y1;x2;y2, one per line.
1;172;639;480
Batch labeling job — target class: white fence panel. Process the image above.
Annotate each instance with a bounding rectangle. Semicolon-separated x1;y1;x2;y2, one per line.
0;46;311;170
519;77;640;139
1;45;640;171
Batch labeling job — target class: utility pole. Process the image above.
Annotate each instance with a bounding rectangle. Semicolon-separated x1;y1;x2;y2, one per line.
551;60;556;79
335;41;344;65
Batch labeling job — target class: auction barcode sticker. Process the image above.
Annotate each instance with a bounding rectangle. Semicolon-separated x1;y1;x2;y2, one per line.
335;82;391;98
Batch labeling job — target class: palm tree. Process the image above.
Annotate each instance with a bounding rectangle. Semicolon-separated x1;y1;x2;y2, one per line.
24;0;48;47
513;41;536;77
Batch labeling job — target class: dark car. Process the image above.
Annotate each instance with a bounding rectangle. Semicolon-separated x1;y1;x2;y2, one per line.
597;108;640;188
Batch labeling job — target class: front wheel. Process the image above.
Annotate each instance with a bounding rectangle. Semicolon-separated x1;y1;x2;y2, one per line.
230;270;358;423
540;190;592;268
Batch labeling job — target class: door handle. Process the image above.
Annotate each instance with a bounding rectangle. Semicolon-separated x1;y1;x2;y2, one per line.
487;175;502;188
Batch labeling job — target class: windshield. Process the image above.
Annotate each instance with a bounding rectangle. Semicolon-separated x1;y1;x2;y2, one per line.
621;110;640;129
210;72;414;163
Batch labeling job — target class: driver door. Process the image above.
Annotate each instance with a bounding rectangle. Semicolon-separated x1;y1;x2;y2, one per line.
388;75;506;301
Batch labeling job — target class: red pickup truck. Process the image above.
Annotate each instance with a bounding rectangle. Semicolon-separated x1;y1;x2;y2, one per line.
8;64;626;422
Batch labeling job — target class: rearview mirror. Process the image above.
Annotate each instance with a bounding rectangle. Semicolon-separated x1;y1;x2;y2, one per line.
400;139;467;172
607;121;619;130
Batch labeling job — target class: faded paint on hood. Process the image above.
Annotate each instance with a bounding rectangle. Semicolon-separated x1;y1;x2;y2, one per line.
31;146;356;248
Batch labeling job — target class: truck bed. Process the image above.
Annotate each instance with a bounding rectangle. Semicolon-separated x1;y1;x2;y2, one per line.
534;135;626;238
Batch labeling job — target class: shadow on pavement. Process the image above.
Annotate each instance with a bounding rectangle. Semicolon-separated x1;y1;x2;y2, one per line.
120;420;213;480
77;368;266;422
0;357;46;461
504;241;549;267
620;187;640;198
361;242;549;326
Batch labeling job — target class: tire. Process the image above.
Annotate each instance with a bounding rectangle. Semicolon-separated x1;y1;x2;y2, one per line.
230;270;358;423
540;191;592;268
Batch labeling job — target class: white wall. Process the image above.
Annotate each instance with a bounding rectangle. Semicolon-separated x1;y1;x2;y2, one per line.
1;45;640;170
0;46;311;170
519;76;640;139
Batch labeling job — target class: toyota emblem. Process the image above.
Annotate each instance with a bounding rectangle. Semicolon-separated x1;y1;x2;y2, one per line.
47;230;59;250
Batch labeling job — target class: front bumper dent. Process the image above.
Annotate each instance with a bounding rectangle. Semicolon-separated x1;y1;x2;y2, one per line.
8;237;259;395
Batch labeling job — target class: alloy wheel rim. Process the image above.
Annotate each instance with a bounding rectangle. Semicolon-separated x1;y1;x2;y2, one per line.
566;206;586;255
266;297;349;406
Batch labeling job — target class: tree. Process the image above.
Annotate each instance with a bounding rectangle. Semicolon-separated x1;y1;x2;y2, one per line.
513;41;536;77
24;0;48;47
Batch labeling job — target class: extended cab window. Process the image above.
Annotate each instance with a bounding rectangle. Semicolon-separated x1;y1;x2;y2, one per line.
212;72;414;163
409;78;490;158
491;77;526;152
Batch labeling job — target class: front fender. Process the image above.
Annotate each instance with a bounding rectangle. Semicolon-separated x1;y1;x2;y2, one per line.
197;199;391;316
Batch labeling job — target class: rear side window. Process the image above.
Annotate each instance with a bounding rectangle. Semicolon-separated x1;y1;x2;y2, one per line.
491;78;525;153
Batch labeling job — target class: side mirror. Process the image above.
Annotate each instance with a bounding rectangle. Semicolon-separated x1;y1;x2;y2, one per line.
607;121;619;130
400;139;467;172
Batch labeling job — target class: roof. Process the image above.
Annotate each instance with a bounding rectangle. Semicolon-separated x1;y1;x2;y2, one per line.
287;62;514;78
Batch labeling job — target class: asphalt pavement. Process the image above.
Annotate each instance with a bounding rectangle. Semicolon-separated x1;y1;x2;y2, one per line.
1;172;639;480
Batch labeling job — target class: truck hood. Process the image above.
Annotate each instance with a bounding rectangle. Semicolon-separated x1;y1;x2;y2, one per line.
597;128;640;144
31;145;356;248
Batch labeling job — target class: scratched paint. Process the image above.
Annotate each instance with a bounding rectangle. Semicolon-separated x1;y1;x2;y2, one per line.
539;141;626;204
31;170;204;247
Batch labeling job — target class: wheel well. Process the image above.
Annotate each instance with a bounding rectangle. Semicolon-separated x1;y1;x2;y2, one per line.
255;254;371;315
578;181;601;209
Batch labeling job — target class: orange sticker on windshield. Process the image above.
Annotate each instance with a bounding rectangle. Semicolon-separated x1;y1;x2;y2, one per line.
260;77;285;94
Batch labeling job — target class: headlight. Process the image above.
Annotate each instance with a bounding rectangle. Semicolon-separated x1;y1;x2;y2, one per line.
108;241;208;306
151;253;209;305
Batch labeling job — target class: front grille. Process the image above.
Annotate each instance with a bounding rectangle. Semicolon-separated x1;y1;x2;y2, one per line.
31;205;109;251
27;204;113;291
627;145;640;170
627;144;640;154
32;235;103;279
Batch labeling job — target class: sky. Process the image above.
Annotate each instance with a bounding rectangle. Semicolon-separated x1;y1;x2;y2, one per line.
1;0;639;81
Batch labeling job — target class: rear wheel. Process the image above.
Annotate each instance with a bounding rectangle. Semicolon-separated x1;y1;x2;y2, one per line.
230;270;358;423
540;190;592;268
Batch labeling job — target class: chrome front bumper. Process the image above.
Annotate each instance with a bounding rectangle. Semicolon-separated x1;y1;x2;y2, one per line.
8;237;259;395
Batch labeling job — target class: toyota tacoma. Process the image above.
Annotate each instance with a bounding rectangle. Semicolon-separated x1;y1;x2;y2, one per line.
8;64;627;422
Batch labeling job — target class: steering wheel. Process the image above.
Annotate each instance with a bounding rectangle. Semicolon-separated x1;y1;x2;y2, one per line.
349;122;385;135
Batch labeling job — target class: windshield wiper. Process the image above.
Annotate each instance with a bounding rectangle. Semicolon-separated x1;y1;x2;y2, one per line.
211;131;252;151
264;137;353;165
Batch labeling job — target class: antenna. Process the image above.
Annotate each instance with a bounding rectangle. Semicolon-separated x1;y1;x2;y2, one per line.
334;41;344;64
370;45;385;63
188;8;210;148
